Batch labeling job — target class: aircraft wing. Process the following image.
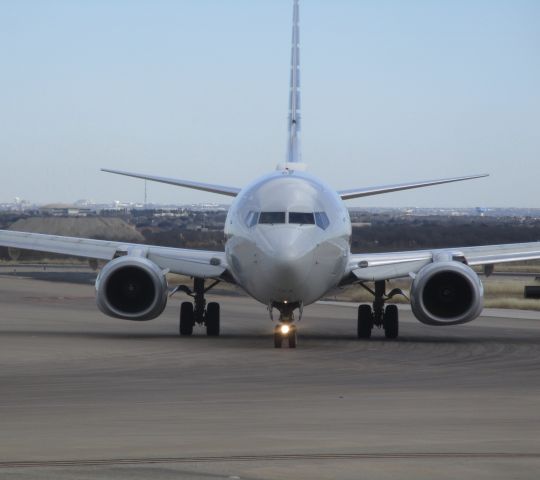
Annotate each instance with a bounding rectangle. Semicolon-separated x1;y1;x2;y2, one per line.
338;174;488;200
102;169;241;197
0;230;227;279
347;242;540;282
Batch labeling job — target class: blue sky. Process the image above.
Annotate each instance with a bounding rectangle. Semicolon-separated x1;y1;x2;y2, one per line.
1;0;539;207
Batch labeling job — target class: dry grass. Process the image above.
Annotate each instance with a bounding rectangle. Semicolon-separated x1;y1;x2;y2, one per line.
483;278;540;310
473;260;540;274
483;297;540;310
0;258;88;265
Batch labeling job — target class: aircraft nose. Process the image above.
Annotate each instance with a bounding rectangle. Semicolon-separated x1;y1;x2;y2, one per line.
260;227;308;260
258;226;315;297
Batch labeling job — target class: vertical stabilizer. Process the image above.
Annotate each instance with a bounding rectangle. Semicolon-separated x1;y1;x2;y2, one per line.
287;0;301;164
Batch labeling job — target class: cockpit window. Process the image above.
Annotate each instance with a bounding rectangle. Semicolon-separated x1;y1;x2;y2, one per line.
259;212;286;224
289;212;315;225
252;210;329;228
314;211;330;230
245;211;259;227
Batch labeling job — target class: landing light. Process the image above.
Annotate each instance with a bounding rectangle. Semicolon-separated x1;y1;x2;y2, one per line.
280;325;290;335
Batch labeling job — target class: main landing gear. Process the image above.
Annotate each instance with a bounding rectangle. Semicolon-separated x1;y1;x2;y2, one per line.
176;278;221;337
357;280;403;340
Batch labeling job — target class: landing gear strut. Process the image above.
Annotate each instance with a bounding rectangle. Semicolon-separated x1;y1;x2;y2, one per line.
270;304;299;349
357;280;402;339
177;277;221;337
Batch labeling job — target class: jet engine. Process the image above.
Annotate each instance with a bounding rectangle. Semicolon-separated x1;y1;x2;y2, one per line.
95;256;168;321
410;261;483;326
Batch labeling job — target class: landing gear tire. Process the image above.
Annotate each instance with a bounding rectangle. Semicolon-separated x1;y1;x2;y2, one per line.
288;327;297;349
273;324;297;348
179;301;194;336
383;304;399;339
206;302;220;337
357;304;374;339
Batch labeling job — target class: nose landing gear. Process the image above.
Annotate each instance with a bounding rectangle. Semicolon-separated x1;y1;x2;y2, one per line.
270;303;300;348
274;323;297;348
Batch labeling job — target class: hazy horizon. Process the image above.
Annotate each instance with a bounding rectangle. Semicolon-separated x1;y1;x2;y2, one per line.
5;199;540;212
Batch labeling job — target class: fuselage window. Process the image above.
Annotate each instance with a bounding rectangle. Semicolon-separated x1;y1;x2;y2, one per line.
245;211;259;227
314;211;330;230
259;211;286;224
289;212;315;225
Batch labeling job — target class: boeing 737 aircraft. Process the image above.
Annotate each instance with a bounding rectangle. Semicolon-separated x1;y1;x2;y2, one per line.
2;0;540;348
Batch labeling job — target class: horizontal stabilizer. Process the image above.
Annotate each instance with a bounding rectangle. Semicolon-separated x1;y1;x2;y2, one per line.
338;174;488;200
102;169;241;197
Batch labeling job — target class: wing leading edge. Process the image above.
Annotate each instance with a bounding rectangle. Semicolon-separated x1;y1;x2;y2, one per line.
0;230;227;279
347;242;540;282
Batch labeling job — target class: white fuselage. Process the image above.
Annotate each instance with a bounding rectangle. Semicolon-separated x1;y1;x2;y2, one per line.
224;170;352;308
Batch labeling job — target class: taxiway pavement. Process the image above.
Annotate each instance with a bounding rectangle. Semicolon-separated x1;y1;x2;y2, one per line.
1;270;540;479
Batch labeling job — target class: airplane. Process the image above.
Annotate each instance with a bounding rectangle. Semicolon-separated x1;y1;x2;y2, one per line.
2;0;540;348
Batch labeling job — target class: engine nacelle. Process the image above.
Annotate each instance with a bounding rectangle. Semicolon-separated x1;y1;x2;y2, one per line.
410;261;483;326
95;256;168;321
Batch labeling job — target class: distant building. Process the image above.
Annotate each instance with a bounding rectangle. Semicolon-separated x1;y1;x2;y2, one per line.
39;204;92;217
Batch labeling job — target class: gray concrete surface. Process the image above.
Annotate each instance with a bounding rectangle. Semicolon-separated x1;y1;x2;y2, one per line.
1;270;540;479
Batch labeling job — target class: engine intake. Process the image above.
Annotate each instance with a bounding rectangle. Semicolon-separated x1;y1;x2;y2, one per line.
95;256;168;321
410;261;483;326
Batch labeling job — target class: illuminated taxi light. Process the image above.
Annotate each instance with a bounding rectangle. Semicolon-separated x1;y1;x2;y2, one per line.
280;325;290;335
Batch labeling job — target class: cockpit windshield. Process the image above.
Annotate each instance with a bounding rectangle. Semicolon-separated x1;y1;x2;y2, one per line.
258;212;286;224
289;212;315;225
245;210;330;229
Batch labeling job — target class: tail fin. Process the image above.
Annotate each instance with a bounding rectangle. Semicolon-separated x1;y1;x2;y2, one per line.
287;0;301;164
